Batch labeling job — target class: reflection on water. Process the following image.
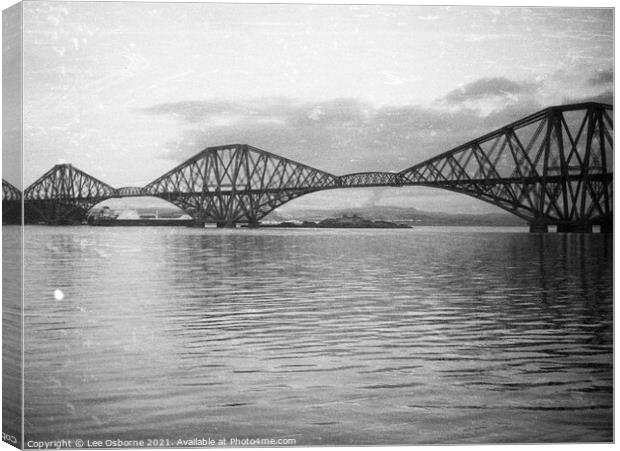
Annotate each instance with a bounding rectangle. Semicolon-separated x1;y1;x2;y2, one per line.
17;226;612;444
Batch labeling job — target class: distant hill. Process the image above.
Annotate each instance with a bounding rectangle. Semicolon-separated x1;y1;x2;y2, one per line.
266;206;526;226
96;203;526;226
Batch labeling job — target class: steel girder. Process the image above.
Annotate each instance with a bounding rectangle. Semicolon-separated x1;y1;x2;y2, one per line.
399;102;613;227
338;172;403;187
116;187;149;197
23;164;117;224
3;179;21;201
2;179;22;224
143;144;339;224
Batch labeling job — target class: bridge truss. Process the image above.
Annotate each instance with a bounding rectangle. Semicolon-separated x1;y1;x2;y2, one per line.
143;145;338;226
19;102;612;232
338;172;403;187
2;179;22;224
24;164;117;224
399;102;612;232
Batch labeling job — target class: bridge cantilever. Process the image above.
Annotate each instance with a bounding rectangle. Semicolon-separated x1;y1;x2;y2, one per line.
2;179;21;202
19;102;613;232
2;179;22;224
398;102;613;232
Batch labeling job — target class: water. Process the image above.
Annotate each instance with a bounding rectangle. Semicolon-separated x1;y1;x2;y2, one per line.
6;226;613;445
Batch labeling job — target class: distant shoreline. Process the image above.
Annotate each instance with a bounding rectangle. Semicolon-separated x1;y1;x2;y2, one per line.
259;223;411;229
258;215;411;229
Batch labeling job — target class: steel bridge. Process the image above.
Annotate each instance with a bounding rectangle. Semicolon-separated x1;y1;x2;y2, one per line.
3;102;613;232
2;179;21;225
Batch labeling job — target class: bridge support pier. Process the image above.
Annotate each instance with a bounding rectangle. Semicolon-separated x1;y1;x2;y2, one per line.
216;221;236;228
529;223;548;233
600;221;613;234
247;221;261;228
557;223;593;233
190;221;205;228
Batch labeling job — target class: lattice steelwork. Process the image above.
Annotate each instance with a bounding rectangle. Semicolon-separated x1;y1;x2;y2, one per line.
3;179;22;224
338;172;403;187
144;144;339;225
24;164;117;224
3;179;21;201
16;102;614;231
399;102;613;231
115;187;148;197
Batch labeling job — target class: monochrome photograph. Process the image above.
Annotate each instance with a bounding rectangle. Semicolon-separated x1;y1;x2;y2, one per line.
2;1;614;448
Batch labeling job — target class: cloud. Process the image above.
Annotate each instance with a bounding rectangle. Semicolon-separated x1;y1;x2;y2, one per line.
589;69;613;86
136;65;613;178
139;100;261;123
441;77;537;104
137;96;548;176
565;89;613;105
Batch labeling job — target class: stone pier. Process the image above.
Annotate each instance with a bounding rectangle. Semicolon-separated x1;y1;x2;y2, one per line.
529;223;549;233
216;221;236;228
556;223;593;233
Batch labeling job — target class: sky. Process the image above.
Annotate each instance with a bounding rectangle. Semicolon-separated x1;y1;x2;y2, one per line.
3;1;614;213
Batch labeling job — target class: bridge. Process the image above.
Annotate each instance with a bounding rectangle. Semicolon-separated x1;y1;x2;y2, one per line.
3;102;613;233
2;179;21;225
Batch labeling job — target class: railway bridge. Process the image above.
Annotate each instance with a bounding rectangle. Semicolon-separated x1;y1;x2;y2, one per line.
3;102;613;233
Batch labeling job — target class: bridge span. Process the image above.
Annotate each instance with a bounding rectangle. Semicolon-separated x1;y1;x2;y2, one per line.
3;102;613;233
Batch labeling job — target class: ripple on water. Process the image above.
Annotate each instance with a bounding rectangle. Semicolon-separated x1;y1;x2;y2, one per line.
15;226;613;444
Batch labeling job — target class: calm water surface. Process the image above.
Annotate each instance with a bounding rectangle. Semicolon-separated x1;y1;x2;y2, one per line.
8;226;614;444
